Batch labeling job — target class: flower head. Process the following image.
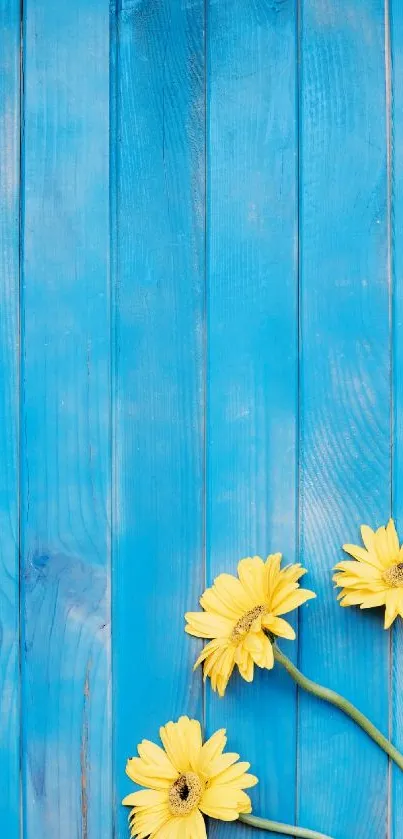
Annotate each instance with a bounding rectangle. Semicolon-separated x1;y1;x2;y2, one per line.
122;716;258;838
185;554;316;696
333;519;403;629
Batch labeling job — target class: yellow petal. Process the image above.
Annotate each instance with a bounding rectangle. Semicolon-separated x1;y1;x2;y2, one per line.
137;740;177;774
213;573;254;613
210;760;250;783
193;639;223;670
246;632;274;669
386;518;400;557
216;646;236;688
210;648;235;697
129;806;171;839
265;553;282;595
202;644;229;680
168;813;199;839
199;787;251;819
207;769;258;792
269;578;301;612
235;645;254;681
126;757;176;788
227;772;258;790
272;588;316;616
243;632;264;656
132;803;170;823
198;804;239;822
279;563;307;584
359;525;389;568
122;790;168;808
237;556;265;602
185;611;233;639
235;789;253;814
200;586;240;621
385;610;398;629
333;560;381;581
183;719;203;772
359;592;388;609
198;729;227;775
263;614;296;640
237;649;254;682
343;541;383;570
151;816;183;839
206;751;241;779
187;809;207;839
339;591;368;607
333;574;382;590
360;525;377;553
159;719;190;773
340;589;369;606
374;525;396;567
385;590;400;629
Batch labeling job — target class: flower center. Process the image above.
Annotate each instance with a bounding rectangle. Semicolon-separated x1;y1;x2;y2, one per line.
383;562;403;588
168;772;203;816
231;604;267;641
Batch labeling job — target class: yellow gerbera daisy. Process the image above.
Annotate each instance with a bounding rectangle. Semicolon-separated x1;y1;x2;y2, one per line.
333;519;403;629
122;716;258;839
185;554;316;696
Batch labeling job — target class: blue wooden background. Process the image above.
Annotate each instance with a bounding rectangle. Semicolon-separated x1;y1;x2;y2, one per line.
0;1;402;838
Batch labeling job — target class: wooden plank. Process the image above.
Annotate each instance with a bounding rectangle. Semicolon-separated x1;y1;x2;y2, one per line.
391;1;403;836
298;2;390;837
206;1;298;836
21;2;111;837
0;0;20;833
112;2;205;837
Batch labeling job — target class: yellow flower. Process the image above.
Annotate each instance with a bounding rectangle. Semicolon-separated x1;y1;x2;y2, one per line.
122;716;258;838
185;554;316;696
333;519;403;628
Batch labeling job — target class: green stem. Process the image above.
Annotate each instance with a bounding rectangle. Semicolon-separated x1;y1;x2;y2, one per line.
239;814;333;839
274;645;403;772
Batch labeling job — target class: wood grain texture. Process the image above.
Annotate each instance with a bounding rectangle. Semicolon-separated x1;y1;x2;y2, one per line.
0;0;20;833
391;0;403;835
112;1;205;837
298;2;391;837
2;2;401;837
21;2;111;837
206;1;299;837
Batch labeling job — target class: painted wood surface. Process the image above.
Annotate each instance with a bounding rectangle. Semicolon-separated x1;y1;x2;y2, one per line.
298;2;390;838
0;1;20;835
391;0;403;835
1;0;403;838
206;2;298;838
21;1;111;837
113;1;205;838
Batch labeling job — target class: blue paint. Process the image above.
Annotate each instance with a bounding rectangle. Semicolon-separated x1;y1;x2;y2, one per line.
0;2;20;835
112;1;205;838
0;0;401;837
298;1;390;838
21;1;111;838
206;1;299;838
391;0;403;834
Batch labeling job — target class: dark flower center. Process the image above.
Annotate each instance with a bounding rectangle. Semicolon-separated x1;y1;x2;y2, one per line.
384;562;403;588
231;605;267;641
168;772;203;815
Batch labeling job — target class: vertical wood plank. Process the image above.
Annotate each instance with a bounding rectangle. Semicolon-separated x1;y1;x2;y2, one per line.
112;1;205;836
206;1;298;836
0;0;20;833
21;2;111;837
391;1;403;836
298;1;390;837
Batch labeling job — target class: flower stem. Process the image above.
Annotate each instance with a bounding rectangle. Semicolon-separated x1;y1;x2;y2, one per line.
239;814;333;839
273;645;403;771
